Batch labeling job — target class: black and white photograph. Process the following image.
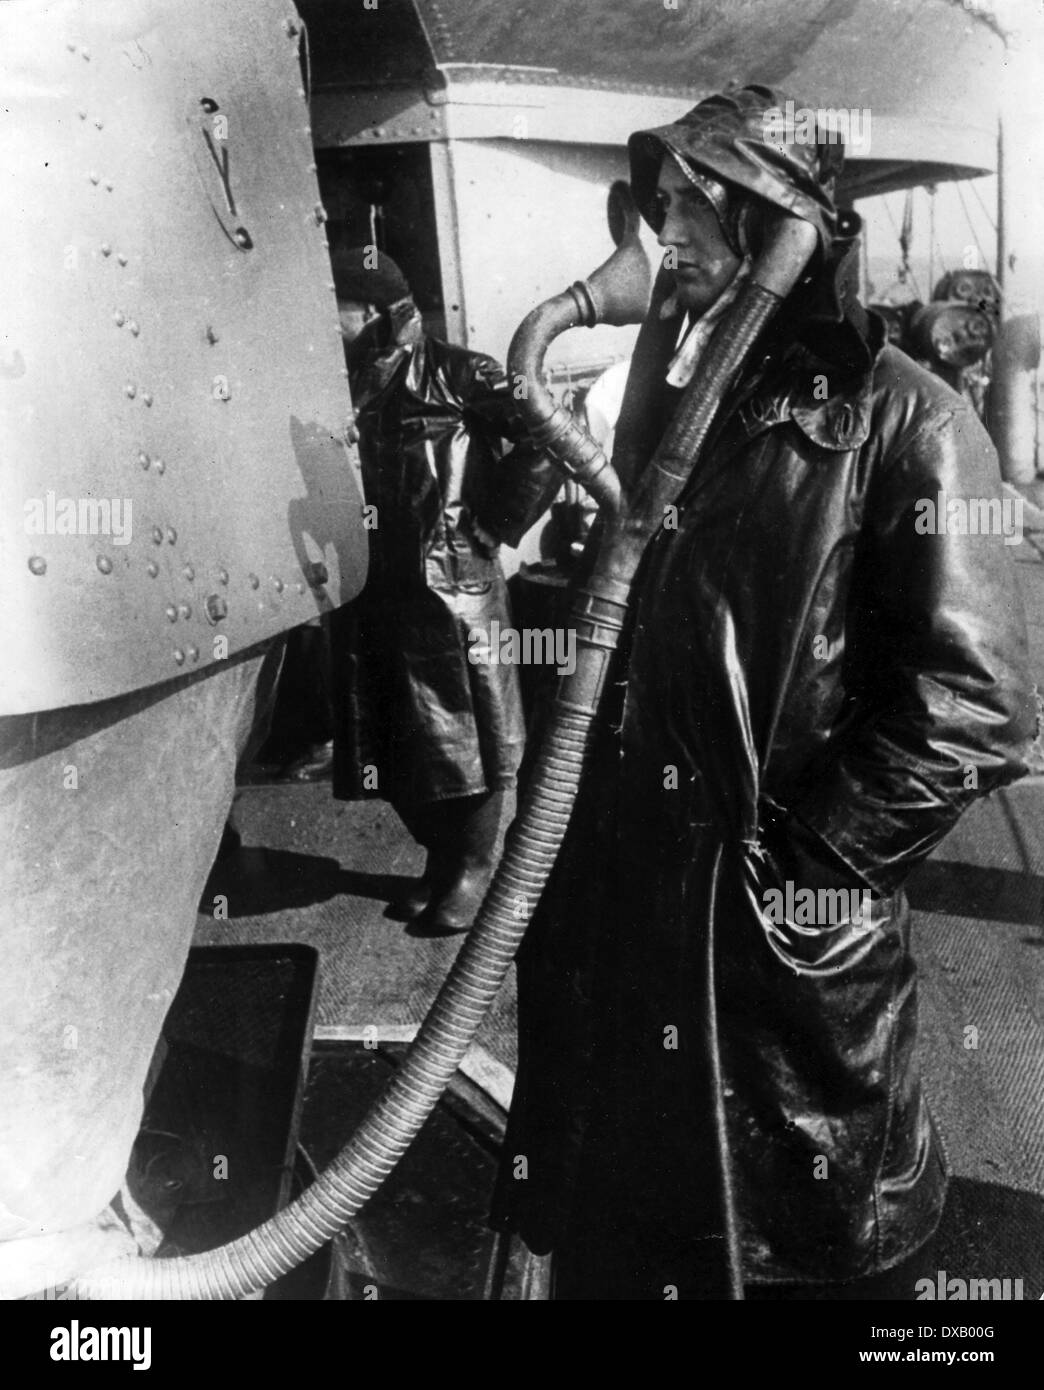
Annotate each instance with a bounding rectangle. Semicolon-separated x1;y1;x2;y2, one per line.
1;0;1042;1358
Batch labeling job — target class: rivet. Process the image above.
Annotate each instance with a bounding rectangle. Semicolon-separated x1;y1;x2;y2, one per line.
67;42;77;53
166;527;177;544
104;182;113;192
77;109;87;120
114;310;125;326
142;391;152;406
88;172;100;185
81;48;90;61
217;567;229;585
117;253;127;266
296;581;305;594
173;648;185;665
297;87;307;99
178;602;191;619
129;320;139;336
305;560;329;588
307;162;317;173
153;458;165;475
28;555;47;576
183;564;195;581
188;645;199;662
272;576;285;593
284;17;300;36
249;573;260;589
94;119;103;130
200;97;219;114
205;593;228;624
152;526;163;545
313;203;327;225
234;227;253;249
139;450;150;469
165;605;177;622
124;382;136;398
303;126;312;138
96;554;112;574
147;562;159;578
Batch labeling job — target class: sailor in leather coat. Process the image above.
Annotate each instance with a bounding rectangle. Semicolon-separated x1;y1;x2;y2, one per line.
492;88;1038;1297
328;249;557;932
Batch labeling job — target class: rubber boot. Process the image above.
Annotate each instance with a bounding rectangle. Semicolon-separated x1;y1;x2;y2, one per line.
387;801;454;921
421;791;504;936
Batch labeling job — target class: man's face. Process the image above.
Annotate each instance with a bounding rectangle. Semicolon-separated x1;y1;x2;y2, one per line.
338;300;378;345
654;158;743;316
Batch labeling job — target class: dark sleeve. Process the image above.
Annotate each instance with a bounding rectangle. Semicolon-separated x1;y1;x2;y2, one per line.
461;353;563;548
786;397;1038;897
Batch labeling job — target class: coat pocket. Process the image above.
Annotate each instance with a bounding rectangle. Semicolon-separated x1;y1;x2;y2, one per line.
744;797;896;974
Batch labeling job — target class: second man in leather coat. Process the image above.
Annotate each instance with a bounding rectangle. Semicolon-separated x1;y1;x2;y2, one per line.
328;248;558;933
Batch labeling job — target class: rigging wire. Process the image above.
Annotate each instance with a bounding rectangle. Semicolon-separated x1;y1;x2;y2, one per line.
882;193;923;300
956;182;990;273
967;176;999;233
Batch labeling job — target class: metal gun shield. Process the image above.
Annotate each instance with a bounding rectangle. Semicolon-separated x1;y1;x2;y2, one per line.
0;0;367;715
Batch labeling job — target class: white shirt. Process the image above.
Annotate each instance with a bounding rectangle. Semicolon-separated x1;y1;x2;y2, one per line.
665;257;753;388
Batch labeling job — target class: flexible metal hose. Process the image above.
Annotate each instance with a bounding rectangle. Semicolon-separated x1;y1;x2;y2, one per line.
70;214;817;1301
510;287;623;515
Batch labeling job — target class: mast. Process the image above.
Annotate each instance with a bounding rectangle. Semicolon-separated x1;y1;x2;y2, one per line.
991;21;1043;484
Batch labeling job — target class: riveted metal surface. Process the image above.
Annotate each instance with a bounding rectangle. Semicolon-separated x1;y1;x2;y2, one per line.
0;0;367;715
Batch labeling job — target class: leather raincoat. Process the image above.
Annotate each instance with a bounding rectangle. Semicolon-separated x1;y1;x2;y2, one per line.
330;320;557;809
493;280;1038;1295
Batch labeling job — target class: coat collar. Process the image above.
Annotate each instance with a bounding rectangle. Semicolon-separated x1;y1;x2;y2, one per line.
734;305;886;453
726;221;886;453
